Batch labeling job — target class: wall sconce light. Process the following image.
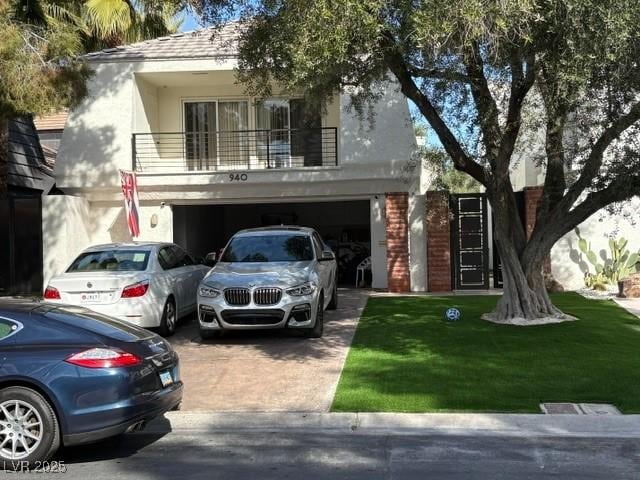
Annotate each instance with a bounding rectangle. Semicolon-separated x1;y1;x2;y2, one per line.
150;213;159;228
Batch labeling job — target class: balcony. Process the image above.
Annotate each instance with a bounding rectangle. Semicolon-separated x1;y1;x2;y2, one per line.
132;127;338;173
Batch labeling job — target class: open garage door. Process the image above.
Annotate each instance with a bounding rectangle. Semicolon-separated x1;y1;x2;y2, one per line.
173;200;371;286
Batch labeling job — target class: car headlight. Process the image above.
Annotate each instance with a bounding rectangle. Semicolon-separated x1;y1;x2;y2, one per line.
199;284;221;298
286;282;316;296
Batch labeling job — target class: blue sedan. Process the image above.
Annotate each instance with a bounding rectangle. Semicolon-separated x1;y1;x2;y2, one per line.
0;300;183;464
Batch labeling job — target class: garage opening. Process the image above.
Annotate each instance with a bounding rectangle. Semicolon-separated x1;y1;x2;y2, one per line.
173;200;371;286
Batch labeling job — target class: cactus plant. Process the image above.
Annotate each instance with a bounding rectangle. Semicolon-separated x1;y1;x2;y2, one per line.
576;230;640;289
584;272;610;291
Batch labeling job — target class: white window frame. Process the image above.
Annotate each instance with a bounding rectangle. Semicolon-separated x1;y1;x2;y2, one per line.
181;97;252;170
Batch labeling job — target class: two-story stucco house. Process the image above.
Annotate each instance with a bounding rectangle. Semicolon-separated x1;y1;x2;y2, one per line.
43;24;426;292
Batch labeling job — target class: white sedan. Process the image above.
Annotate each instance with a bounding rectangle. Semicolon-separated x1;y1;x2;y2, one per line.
43;242;210;336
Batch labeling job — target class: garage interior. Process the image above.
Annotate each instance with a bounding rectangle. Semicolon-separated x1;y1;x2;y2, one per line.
173;200;372;286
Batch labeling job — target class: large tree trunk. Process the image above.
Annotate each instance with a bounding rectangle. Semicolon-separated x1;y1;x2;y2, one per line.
484;183;567;324
489;238;563;322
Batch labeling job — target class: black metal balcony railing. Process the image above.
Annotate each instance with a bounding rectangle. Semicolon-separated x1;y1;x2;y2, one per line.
132;127;338;172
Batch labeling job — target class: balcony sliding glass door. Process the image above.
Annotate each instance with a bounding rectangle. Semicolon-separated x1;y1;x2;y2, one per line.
290;99;322;167
184;100;249;171
184;101;216;171
256;99;322;168
218;101;249;168
256;99;291;168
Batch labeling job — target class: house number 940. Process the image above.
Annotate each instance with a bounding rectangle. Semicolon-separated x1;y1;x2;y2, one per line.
229;173;248;182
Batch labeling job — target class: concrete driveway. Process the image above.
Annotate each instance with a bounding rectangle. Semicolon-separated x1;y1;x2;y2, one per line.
168;289;369;412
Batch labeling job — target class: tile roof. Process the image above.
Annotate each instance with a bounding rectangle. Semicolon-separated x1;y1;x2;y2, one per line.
34;110;68;131
85;22;244;62
8;117;55;192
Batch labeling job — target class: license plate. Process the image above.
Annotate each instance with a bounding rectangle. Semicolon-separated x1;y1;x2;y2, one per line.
80;293;101;303
159;370;173;387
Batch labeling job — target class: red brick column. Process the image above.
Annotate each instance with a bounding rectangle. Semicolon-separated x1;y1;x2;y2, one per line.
385;193;411;293
523;186;551;273
524;186;544;239
425;191;452;292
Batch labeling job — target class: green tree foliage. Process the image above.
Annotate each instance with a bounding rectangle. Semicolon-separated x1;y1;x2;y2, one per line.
0;0;184;193
191;0;640;321
0;4;89;120
22;0;184;49
0;1;91;192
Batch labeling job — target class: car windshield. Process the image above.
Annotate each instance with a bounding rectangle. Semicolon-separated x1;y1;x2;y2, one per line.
221;234;314;262
67;250;150;272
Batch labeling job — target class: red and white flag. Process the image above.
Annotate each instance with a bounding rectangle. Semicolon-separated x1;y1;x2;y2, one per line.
119;170;141;238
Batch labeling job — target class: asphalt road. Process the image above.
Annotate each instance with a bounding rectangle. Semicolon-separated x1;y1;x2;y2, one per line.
12;429;640;479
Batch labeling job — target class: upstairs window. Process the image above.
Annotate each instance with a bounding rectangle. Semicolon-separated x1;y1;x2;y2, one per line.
184;100;250;170
256;99;323;167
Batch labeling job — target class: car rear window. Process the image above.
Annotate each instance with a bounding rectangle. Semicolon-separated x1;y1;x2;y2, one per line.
0;318;21;341
0;320;13;339
67;250;150;272
221;234;314;262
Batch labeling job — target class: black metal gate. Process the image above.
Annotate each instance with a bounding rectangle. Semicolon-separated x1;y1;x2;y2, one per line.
451;193;490;290
0;194;43;296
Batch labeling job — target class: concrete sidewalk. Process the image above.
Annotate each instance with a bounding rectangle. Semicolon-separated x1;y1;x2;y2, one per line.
145;411;640;439
615;297;640;318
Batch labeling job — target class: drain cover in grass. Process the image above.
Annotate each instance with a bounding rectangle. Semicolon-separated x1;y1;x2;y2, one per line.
540;403;621;415
578;404;621;415
540;403;581;414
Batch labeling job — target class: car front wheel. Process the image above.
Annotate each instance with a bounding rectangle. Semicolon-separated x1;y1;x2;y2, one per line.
304;293;324;338
327;280;338;310
0;387;60;465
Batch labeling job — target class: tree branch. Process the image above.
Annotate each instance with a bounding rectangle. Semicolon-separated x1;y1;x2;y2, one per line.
559;101;640;211
497;51;536;177
537;63;570;219
555;174;640;245
463;41;502;170
381;32;488;186
524;171;640;267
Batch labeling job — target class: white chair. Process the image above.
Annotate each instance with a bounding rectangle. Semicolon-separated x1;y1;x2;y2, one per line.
355;256;372;287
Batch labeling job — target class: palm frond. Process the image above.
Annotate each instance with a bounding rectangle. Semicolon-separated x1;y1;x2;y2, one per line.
84;0;133;40
42;2;90;35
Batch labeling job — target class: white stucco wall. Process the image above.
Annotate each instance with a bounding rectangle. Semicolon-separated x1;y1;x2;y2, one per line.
56;62;135;189
87;202;173;245
370;196;388;290
42;196;173;283
409;193;427;292
551;197;640;290
42;196;92;287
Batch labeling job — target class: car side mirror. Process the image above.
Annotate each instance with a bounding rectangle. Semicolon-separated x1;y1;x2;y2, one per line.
319;249;335;262
204;252;217;267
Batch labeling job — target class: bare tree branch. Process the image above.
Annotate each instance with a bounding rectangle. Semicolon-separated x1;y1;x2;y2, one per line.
559;100;640;210
537;64;571;219
463;41;502;170
381;32;488;186
497;51;537;177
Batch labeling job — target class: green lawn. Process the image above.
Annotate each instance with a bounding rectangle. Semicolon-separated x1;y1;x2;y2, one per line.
332;293;640;413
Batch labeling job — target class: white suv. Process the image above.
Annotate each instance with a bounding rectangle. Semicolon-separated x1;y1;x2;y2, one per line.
197;227;338;339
